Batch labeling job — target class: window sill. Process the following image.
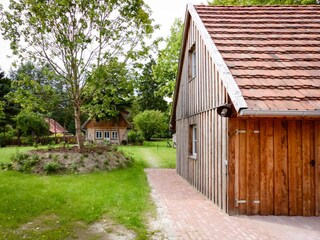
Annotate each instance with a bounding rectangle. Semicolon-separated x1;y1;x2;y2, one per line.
188;76;196;82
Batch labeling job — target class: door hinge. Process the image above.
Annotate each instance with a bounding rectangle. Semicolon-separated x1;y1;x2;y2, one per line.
235;129;246;134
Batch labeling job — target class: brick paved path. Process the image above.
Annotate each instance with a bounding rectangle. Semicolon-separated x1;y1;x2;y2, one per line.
146;169;320;240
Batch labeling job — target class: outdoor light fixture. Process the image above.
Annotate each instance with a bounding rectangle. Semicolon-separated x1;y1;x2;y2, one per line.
217;104;232;118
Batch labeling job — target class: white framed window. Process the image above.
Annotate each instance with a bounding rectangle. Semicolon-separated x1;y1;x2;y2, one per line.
111;131;118;139
95;131;103;139
192;125;197;156
104;131;110;140
189;44;196;79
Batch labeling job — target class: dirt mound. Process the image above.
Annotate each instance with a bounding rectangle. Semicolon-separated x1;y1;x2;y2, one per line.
8;146;133;174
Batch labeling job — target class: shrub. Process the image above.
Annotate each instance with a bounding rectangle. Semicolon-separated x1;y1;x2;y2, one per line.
0;162;13;170
133;110;168;140
43;162;62;174
128;130;144;145
10;153;40;173
10;151;29;164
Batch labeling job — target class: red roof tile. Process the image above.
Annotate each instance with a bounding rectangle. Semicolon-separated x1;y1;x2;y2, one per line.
44;118;68;134
195;5;320;111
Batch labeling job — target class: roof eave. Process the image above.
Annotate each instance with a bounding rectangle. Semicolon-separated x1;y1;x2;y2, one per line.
239;109;320;118
188;4;248;112
170;4;192;131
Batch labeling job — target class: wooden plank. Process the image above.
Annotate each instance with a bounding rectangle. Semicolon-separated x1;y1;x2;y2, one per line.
208;110;212;200
302;120;313;216
222;117;227;212
260;119;274;215
246;119;260;215
238;119;247;214
274;120;289;215
315;121;320;216
227;118;237;215
246;120;253;215
214;111;218;204
288;120;303;215
296;121;303;215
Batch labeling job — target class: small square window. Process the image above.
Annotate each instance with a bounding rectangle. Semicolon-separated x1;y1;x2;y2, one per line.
111;131;118;139
95;131;103;139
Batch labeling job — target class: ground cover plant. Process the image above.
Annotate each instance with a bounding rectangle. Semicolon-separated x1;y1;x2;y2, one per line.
5;145;133;174
0;146;153;239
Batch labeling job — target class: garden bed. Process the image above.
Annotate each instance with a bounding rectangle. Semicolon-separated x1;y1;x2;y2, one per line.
1;145;133;174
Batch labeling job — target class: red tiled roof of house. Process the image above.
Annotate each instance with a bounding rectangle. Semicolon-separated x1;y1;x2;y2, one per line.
195;5;320;111
44;118;68;134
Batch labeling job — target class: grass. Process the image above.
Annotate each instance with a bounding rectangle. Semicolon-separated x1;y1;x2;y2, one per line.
0;141;176;239
119;141;176;168
0;146;36;163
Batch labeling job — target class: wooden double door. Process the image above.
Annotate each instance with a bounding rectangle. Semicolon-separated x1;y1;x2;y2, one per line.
228;118;320;216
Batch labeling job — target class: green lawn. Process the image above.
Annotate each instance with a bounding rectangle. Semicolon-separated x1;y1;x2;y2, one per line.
0;146;36;163
119;141;176;168
0;141;176;239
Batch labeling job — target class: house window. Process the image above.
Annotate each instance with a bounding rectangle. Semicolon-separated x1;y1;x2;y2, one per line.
111;131;118;139
189;44;196;79
104;131;110;140
189;125;197;157
95;131;103;139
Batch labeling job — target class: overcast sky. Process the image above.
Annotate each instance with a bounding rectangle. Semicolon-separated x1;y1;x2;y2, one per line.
0;0;207;74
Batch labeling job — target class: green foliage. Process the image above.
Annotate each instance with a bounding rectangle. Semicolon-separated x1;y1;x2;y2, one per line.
0;146;154;239
43;161;63;174
14;109;49;138
135;59;168;112
128;130;145;145
209;0;317;5
8;62;61;114
82;59;133;120
0;162;13;170
10;151;40;173
133;110;168;141
119;140;176;168
153;18;183;100
0;0;156;149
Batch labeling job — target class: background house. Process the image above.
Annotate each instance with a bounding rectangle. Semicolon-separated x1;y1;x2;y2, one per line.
44;118;68;135
171;4;320;216
82;112;132;145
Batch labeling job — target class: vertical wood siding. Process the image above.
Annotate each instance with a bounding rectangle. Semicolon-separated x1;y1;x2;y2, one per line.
228;118;320;216
176;18;229;212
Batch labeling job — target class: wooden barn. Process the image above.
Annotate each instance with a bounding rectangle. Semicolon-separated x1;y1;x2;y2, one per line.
170;4;320;216
82;112;132;145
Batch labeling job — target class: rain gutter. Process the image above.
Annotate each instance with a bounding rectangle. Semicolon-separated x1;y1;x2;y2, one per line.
239;109;320;117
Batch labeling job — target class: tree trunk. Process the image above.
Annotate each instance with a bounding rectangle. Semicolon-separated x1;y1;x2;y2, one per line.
74;104;84;150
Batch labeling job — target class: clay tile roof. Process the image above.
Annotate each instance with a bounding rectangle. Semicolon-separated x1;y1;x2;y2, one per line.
44;118;68;134
195;5;320;111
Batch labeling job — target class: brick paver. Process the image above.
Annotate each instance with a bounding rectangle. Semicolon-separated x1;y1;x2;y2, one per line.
146;169;320;240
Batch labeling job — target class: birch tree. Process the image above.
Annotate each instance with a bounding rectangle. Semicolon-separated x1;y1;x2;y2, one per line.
0;0;155;149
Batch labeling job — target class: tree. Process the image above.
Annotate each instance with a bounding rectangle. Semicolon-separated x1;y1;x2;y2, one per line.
0;69;20;144
0;0;155;149
8;62;75;134
8;62;60;114
133;110;168;140
210;0;317;5
82;58;134;120
153;18;183;100
135;59;168;112
15;109;49;140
